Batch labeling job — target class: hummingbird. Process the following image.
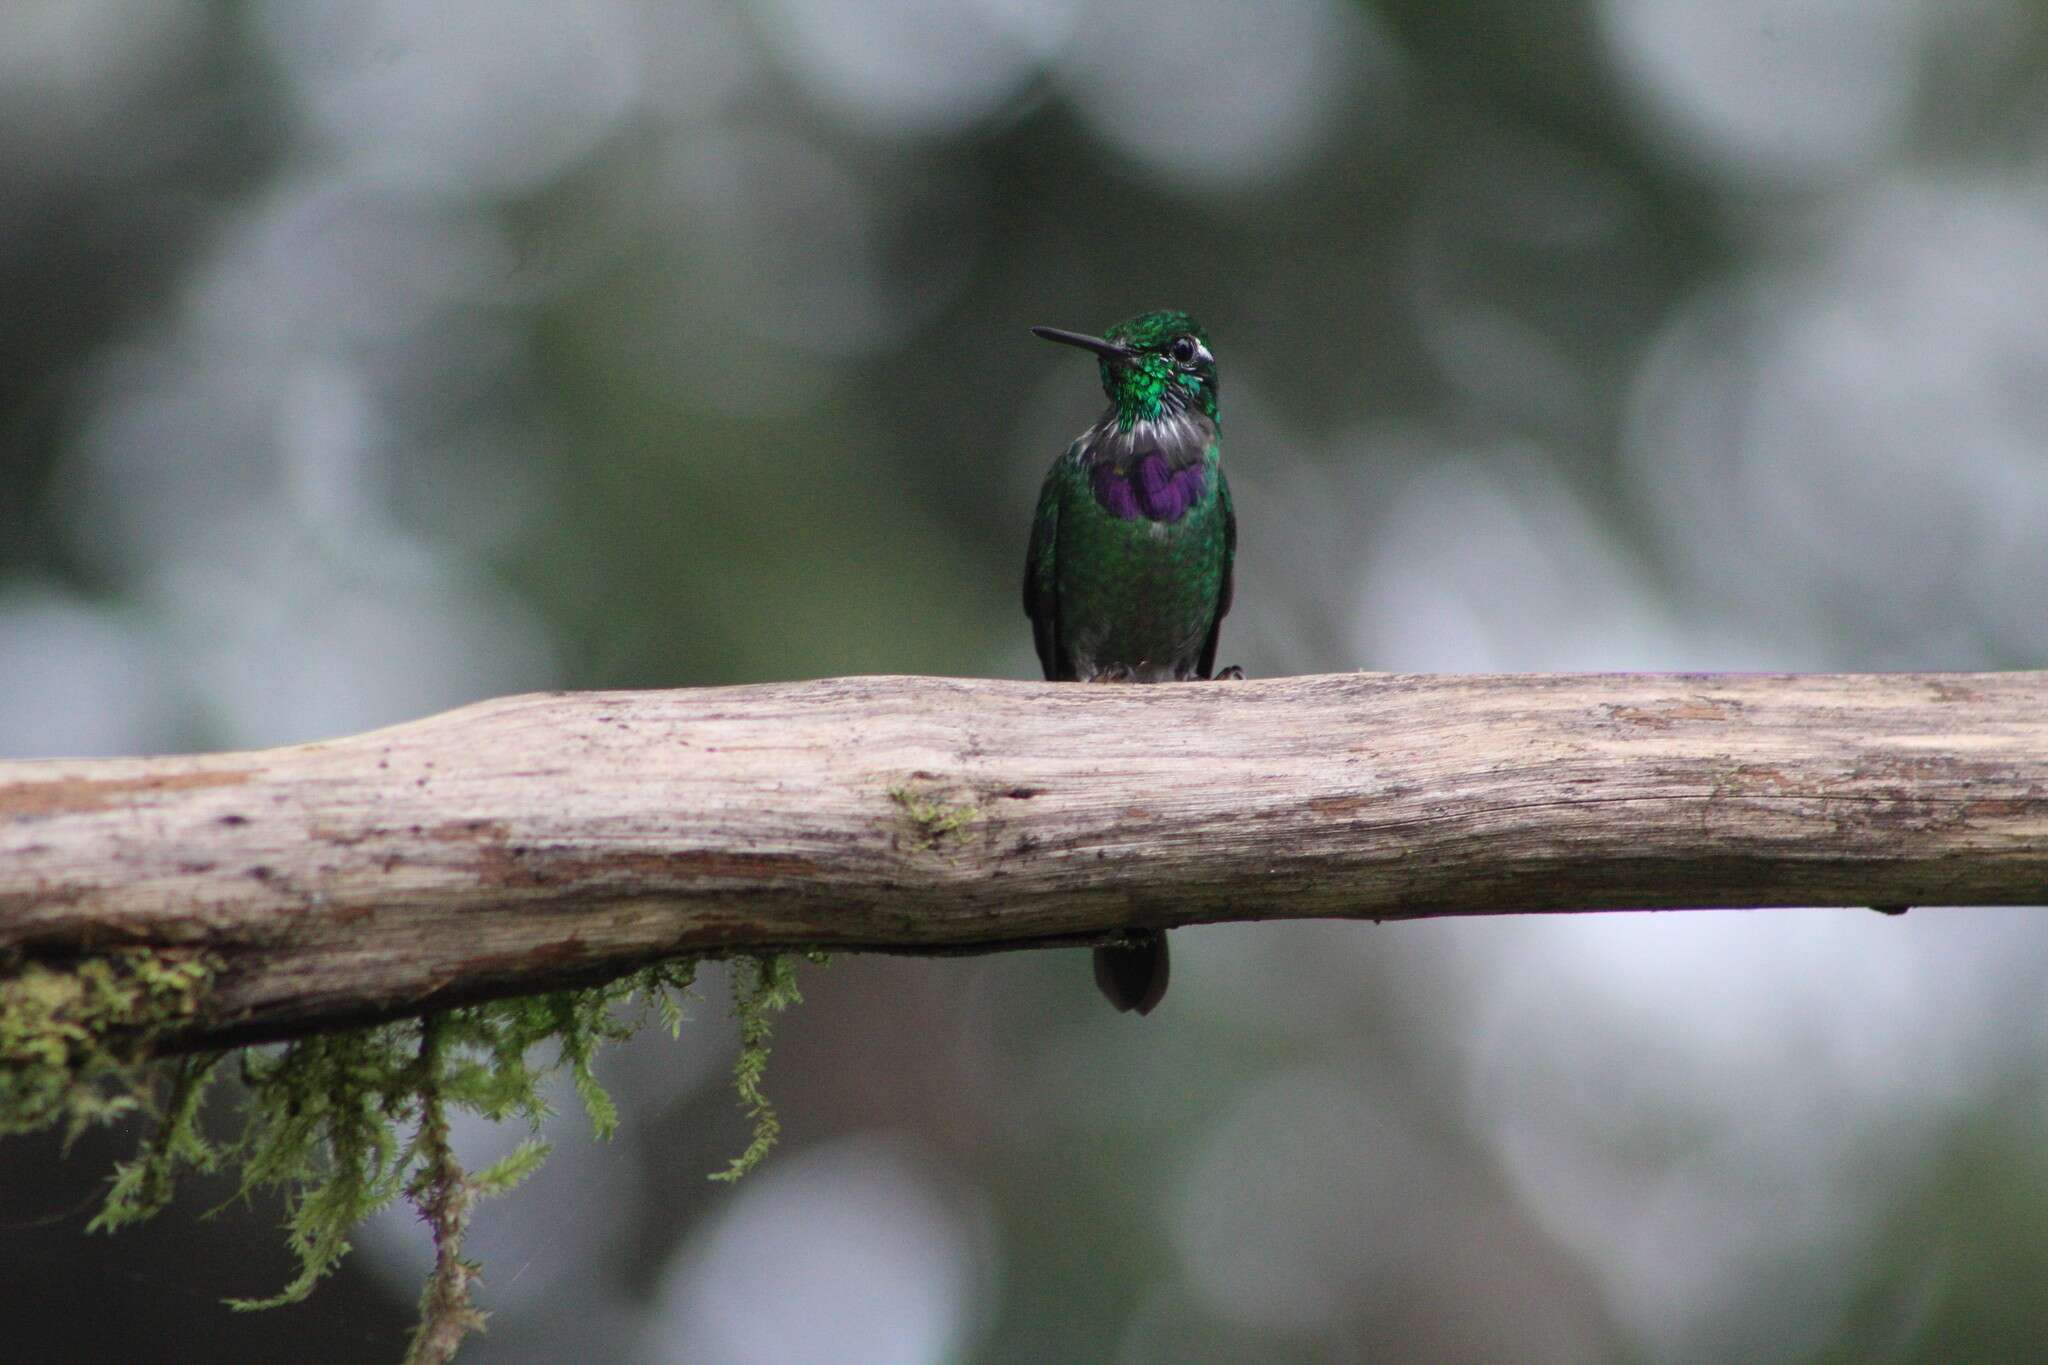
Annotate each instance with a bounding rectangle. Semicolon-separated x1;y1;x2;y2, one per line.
1023;309;1236;1016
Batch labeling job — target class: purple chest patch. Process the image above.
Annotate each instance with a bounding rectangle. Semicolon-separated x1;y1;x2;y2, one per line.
1090;452;1207;522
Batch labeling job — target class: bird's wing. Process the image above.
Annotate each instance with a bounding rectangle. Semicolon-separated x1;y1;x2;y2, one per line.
1197;467;1235;681
1023;455;1066;681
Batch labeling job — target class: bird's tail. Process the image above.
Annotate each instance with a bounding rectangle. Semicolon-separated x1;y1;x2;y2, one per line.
1093;930;1170;1015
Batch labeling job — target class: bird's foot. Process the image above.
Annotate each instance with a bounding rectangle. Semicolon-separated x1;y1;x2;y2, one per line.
1088;665;1138;683
1210;665;1245;681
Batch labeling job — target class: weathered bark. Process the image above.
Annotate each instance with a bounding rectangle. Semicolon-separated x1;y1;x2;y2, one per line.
2;672;2044;1049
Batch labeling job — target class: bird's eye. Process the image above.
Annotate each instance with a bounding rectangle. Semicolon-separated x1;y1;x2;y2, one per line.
1170;336;1198;364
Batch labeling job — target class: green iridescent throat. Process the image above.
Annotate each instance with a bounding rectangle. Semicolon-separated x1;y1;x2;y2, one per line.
1100;310;1217;429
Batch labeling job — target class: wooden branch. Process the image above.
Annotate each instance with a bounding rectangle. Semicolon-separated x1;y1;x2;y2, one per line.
4;672;2046;1049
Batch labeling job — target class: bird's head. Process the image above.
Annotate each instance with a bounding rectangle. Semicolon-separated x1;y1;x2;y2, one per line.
1032;309;1217;429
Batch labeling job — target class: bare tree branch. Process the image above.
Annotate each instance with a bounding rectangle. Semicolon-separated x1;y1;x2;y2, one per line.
3;672;2045;1050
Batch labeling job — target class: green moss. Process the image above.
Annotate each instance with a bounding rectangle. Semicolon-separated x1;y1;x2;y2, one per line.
0;949;216;1141
709;953;807;1184
3;949;819;1362
888;781;984;845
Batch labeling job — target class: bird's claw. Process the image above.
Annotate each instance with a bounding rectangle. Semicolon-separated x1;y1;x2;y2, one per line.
1211;665;1245;681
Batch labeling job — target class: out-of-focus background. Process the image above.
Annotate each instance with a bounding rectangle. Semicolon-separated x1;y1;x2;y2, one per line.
5;1;2048;1359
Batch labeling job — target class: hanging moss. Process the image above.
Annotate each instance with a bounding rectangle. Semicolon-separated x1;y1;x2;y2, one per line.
2;950;822;1362
0;948;217;1142
710;953;809;1184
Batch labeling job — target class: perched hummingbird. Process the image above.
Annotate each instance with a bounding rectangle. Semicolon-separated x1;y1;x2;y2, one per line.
1023;309;1236;1016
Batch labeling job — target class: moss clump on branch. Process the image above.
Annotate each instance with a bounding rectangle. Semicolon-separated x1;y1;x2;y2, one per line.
888;781;985;846
0;948;217;1141
3;950;819;1363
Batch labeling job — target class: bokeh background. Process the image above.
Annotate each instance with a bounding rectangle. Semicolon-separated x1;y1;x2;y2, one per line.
6;0;2048;1360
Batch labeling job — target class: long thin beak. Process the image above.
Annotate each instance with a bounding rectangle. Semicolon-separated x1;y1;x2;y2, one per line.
1031;325;1134;364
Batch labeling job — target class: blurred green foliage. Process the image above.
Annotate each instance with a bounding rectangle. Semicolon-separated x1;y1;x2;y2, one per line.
6;0;2048;1360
